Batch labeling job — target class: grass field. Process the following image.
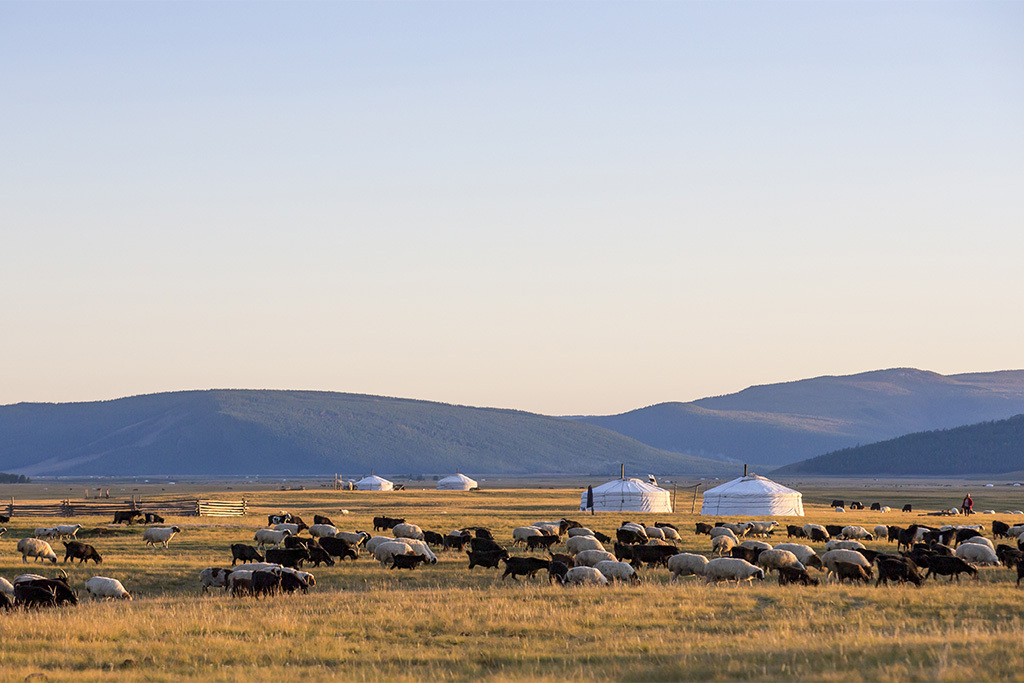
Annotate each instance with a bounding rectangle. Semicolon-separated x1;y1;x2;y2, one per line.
1;482;1024;681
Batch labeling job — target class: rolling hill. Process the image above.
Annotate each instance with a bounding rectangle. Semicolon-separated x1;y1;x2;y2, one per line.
575;369;1024;467
0;390;733;477
774;413;1024;476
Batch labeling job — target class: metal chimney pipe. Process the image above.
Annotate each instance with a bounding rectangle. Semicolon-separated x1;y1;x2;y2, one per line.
621;464;625;479
743;464;748;477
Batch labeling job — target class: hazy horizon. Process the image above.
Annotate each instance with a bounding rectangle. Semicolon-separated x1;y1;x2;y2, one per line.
3;2;1021;415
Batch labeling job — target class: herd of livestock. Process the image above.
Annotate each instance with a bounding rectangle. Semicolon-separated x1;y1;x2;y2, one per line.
4;504;1024;610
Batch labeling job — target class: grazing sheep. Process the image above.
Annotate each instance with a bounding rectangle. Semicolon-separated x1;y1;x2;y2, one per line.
273;523;306;536
924;555;978;582
199;567;233;593
841;526;873;541
745;521;779;538
142;526;182;549
955;543;999;566
644;527;665;540
711;535;737;556
802;524;829;541
833;561;871;584
16;538;58;564
53;524;83;540
512;527;546;547
62;541;102;564
881;506;892;513
365;536;396;554
399;538;438;564
778;565;819;586
874;525;888;541
532;522;562;536
573;550;617;567
562;566;609;586
392;523;425;541
373;541;415;567
308;524;338;539
254;528;291;549
667;553;709;582
595;560;641;584
657;526;681;541
821;549;873;581
826;540;865;552
84;576;132;600
703;558;765;584
334;531;371;547
34;527;57;539
566;535;604;556
740;540;772;552
709;527;739;542
1006;525;1024;538
567;527;596;538
756;549;804;574
0;577;14;596
720;523;749;538
960;536;995;552
771;544;824;570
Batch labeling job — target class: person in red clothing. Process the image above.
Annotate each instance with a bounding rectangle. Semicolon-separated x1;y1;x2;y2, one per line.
962;493;974;515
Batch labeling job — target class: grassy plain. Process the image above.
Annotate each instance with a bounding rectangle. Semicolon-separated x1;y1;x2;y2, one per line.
1;482;1023;681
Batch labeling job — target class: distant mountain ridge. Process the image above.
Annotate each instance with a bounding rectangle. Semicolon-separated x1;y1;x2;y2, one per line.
575;369;1024;467
0;390;732;477
775;414;1024;476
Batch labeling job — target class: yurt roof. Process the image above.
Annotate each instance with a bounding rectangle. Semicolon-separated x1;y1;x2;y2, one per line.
702;474;799;497
438;473;476;485
591;477;669;495
356;474;393;485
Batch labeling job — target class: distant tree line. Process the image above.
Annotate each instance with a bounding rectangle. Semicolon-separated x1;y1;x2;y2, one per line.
0;472;30;483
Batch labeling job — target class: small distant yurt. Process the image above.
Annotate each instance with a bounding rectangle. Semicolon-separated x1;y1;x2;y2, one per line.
700;474;804;516
580;476;673;513
437;473;477;491
355;474;394;491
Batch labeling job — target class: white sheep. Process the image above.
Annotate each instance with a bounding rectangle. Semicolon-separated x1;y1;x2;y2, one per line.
225;563;315;589
820;549;872;581
308;524;338;539
1005;525;1024;538
711;535;736;556
334;531;371;547
16;538;57;564
644;527;665;540
513;527;545;547
227;569;253;593
142;526;182;549
841;526;873;541
254;528;291;549
834;507;846;513
34;527;57;539
399;538;438;564
880;506;891;513
720;523;749;537
567;527;595;538
619;522;646;533
365;536;395;554
709;527;738;542
532;522;562;536
825;540;865;552
562;566;609;585
566;535;604;556
658;526;681;541
572;550;617;567
392;523;425;541
85;576;132;600
756;549;804;574
802;523;829;540
703;557;765;584
0;577;14;595
594;560;640;584
274;523;304;536
373;541;415;566
959;536;995;552
873;525;888;540
199;567;233;593
745;521;779;537
771;543;823;570
740;540;772;552
53;524;83;540
667;553;708;582
955;543;999;566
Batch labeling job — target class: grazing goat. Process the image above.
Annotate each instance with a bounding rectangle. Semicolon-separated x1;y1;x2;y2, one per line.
113;510;142;525
391;554;428;570
62;541;102;564
500;556;550;581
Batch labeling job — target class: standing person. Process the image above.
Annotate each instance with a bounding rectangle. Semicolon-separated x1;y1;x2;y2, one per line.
586;485;594;516
962;493;974;516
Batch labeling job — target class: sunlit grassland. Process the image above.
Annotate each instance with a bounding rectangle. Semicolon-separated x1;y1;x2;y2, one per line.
1;486;1024;681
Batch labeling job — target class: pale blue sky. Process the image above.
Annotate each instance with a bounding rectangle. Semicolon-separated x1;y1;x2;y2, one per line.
2;1;1022;415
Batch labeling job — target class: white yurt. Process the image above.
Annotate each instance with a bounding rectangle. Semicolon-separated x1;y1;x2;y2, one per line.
700;474;804;516
579;477;673;513
355;474;394;491
437;473;477;491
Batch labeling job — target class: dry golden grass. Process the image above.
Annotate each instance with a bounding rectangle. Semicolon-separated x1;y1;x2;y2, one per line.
1;486;1023;681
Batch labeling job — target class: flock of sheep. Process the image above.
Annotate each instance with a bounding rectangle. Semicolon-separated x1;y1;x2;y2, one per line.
6;502;1024;610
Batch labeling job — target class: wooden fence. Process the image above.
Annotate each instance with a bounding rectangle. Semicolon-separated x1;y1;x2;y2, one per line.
4;497;247;518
